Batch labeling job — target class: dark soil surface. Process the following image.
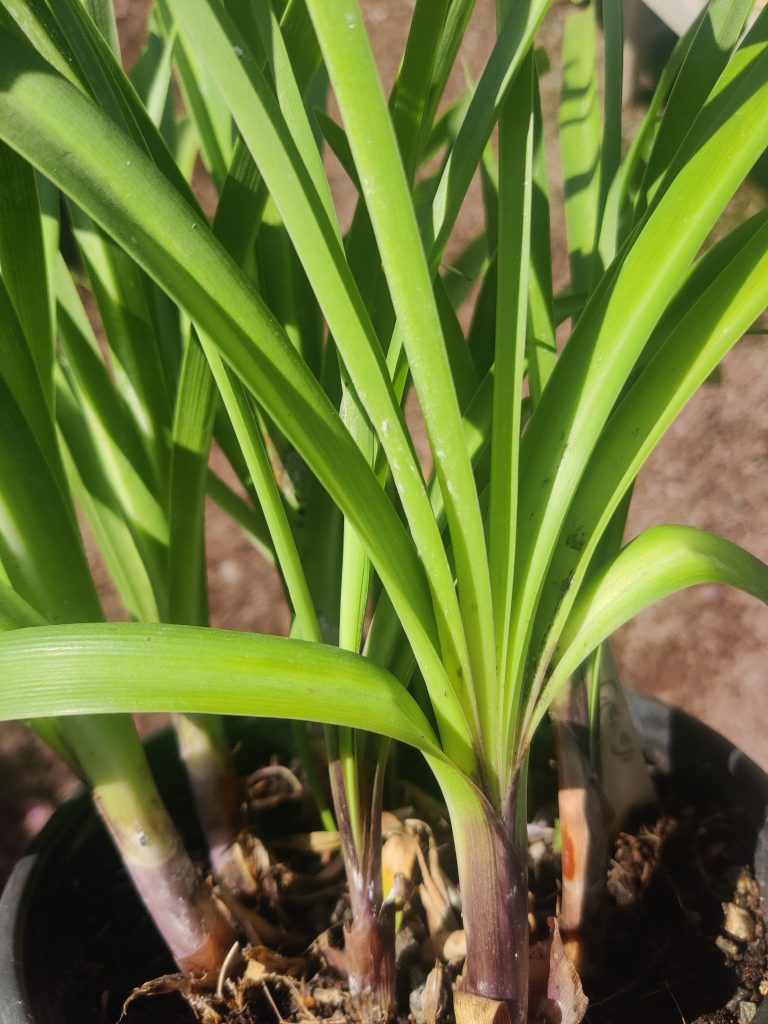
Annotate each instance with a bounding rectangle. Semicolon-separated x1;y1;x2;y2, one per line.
115;804;768;1024
14;751;768;1024
586;801;768;1024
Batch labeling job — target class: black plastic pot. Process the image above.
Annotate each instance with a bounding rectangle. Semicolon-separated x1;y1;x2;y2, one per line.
1;696;767;1024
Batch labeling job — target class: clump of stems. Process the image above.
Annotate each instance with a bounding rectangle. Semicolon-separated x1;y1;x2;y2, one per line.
0;1;767;1023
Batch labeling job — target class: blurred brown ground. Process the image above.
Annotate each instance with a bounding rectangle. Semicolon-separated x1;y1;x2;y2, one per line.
1;0;766;889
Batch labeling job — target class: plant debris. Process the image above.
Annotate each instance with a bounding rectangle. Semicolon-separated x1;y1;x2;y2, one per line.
56;766;768;1024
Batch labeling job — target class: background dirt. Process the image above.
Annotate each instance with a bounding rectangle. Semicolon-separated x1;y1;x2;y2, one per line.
1;0;766;890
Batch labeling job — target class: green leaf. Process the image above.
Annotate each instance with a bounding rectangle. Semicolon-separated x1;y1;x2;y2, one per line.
69;210;173;471
526;212;768;691
81;0;119;56
308;0;495;712
0;0;82;86
167;337;216;626
488;51;533;771
0;140;53;403
202;333;322;645
315;109;360;189
0;622;445;760
559;2;600;293
389;0;451;181
156;0;233;190
528;526;768;739
56;374;161;622
421;0;477;144
642;0;756;204
527;72;557;402
131;24;176;127
55;257;169;603
0;34;478;772
0;270;60;481
206;470;273;563
505;23;768;768
592;0;623;277
427;0;550;265
0;578;45;629
162;0;476;728
0;368;101;623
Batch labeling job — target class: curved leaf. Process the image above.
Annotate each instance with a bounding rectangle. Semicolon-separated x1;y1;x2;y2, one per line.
526;526;768;739
307;0;494;740
505;23;768;758
0;140;53;402
0;622;444;759
0;33;484;773
164;0;473;714
524;212;768;716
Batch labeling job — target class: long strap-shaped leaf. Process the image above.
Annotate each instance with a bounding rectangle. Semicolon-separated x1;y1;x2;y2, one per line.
307;0;495;723
559;2;600;295
0;622;444;759
641;0;756;204
505;19;768;756
0;140;53;404
526;526;768;739
427;0;550;266
0;270;61;485
390;0;451;182
0;32;476;775
165;0;473;700
523;213;768;721
166;338;215;627
0;370;101;624
56;375;160;622
488;44;534;786
55;257;169;598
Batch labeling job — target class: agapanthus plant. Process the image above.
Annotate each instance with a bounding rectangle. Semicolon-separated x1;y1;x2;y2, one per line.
0;1;767;1022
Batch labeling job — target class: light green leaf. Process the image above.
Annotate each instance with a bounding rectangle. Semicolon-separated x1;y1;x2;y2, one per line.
389;0;451;181
427;0;550;265
642;0;756;204
559;2;600;294
0;622;444;760
528;526;768;739
0;370;101;623
505;24;768;770
0;578;45;630
489;51;533;770
0;34;478;772
593;0;622;276
308;0;495;715
526;211;768;714
162;0;476;732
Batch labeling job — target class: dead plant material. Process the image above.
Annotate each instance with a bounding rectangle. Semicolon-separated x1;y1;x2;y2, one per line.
118;784;768;1024
421;962;450;1024
271;832;343;856
424;929;466;965
607;817;675;905
453;989;510;1024
247;765;305;813
409;819;460;939
536;918;588;1024
382;829;420;899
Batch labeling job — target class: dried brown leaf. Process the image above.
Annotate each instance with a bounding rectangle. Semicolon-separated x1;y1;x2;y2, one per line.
454;989;510;1024
537;919;588;1024
422;962;450;1024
